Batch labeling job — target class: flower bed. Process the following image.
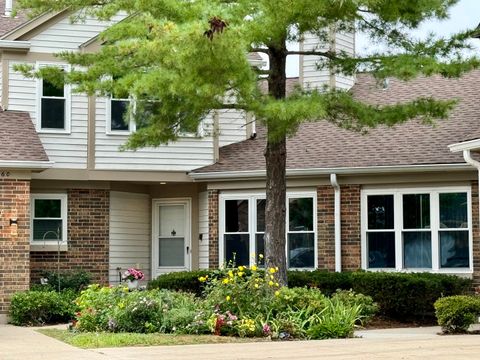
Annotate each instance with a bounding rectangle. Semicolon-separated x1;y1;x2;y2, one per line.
71;266;377;340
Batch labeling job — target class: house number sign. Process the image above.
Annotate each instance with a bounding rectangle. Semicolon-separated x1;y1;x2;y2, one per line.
0;171;11;177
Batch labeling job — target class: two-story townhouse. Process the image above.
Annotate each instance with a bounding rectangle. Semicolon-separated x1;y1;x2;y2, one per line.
0;2;268;321
1;1;480;324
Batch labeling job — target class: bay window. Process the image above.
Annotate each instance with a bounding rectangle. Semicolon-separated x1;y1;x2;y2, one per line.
362;187;472;272
219;191;317;268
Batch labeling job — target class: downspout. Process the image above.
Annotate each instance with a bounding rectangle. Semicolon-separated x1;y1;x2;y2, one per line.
330;174;341;272
463;150;480;225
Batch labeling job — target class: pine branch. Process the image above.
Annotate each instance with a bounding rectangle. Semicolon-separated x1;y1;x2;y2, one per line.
287;50;336;59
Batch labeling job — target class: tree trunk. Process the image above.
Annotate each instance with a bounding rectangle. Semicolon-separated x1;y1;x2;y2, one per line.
264;136;287;285
264;40;288;285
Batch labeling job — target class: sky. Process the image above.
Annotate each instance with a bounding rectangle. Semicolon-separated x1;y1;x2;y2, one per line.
286;0;480;77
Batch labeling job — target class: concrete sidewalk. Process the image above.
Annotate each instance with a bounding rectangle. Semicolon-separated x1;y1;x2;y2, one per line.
1;324;480;360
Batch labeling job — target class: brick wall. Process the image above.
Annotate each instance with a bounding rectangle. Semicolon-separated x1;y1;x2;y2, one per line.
472;181;479;286
341;185;361;271
30;189;110;285
317;186;335;271
208;190;219;269
0;178;30;317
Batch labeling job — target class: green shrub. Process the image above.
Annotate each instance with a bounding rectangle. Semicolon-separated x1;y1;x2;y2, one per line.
435;295;480;333
331;289;378;323
306;299;362;339
75;285;200;334
40;270;91;292
149;270;470;321
148;270;211;295
9;290;77;326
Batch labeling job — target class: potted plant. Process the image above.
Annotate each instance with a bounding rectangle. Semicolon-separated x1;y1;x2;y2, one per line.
122;268;144;290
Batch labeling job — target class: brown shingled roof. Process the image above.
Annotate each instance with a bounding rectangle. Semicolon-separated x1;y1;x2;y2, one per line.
194;71;480;174
0;110;49;162
0;1;29;37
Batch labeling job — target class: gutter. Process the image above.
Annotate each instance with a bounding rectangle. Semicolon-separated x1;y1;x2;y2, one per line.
0;40;30;52
330;174;341;272
0;160;54;170
190;163;471;181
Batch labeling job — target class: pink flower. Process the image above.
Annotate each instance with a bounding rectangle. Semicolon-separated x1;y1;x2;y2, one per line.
263;323;271;335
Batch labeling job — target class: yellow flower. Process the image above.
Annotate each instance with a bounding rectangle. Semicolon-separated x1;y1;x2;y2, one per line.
270;275;274;280
251;265;258;271
222;278;229;284
269;267;276;274
254;284;259;289
238;266;245;271
275;291;280;296
228;270;234;278
259;254;264;259
275;282;279;287
269;280;274;286
226;295;231;301
238;271;244;277
198;276;207;282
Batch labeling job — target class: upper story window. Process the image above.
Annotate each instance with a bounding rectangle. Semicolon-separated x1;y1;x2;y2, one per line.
106;97;134;134
219;191;317;269
36;63;71;133
31;193;68;244
361;186;472;273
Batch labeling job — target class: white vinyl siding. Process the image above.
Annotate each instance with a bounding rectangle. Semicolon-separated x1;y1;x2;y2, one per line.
218;109;247;147
95;98;215;171
300;32;355;91
9;61;88;168
300;32;331;90
333;32;355;90
109;191;151;284
198;191;209;269
29;13;126;53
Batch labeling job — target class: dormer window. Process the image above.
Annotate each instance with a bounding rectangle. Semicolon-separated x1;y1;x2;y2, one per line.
36;63;71;133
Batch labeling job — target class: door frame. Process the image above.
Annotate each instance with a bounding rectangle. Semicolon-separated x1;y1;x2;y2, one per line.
151;198;192;278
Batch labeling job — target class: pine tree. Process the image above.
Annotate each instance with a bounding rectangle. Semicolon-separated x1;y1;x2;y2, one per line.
16;0;480;284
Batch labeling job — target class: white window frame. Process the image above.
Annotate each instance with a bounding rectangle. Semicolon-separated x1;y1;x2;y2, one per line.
30;193;68;245
36;62;71;134
361;186;473;274
105;97;135;135
219;190;317;269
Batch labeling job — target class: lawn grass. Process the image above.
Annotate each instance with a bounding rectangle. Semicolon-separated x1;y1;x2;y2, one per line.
38;329;269;349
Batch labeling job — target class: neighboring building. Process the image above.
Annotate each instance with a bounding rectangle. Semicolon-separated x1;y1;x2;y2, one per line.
0;1;478;322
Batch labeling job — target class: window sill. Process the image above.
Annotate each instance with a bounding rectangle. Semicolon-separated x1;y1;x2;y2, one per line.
106;131;132;136
37;129;71;135
364;267;473;277
31;244;68;252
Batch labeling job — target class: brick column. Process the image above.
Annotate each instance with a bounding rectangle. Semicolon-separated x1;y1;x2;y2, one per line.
341;185;361;271
317;186;335;271
208;189;219;269
472;181;480;286
30;189;110;285
0;178;30;322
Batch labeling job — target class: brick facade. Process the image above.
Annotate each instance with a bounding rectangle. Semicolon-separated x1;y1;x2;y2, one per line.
30;189;110;285
208;189;219;269
0;178;30;318
317;186;335;271
341;185;361;271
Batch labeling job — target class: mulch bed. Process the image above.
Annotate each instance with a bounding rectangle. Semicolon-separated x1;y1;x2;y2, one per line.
365;316;436;329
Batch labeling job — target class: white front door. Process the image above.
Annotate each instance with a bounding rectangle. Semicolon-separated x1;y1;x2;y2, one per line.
152;199;191;277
